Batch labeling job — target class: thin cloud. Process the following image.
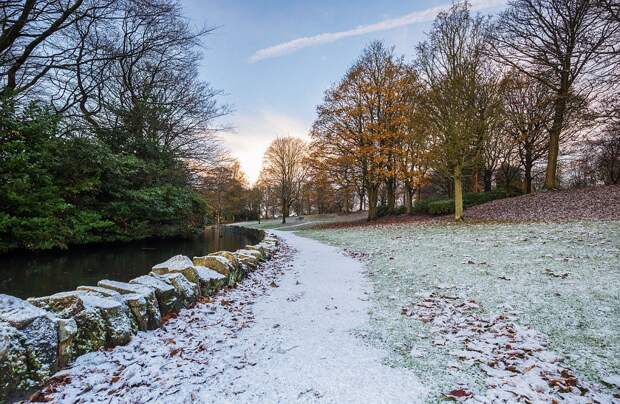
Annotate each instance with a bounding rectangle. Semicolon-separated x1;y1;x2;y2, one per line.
249;0;506;63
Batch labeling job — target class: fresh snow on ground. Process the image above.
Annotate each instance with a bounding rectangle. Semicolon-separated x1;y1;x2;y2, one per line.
38;231;426;403
303;220;620;401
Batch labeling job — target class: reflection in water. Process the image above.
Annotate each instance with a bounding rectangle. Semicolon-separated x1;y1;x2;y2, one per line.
0;226;262;299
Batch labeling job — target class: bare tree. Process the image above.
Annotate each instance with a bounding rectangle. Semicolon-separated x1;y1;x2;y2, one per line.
589;122;620;185
491;0;618;189
1;0;228;167
69;0;229;163
260;137;307;224
501;71;555;193
0;0;113;97
416;1;491;220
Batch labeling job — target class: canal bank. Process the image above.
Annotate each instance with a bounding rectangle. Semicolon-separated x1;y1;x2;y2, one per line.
0;232;278;402
0;225;262;299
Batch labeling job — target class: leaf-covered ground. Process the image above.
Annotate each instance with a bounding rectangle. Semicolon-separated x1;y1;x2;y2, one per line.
464;185;620;222
301;220;620;401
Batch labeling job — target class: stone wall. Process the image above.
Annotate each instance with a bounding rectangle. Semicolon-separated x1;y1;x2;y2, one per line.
0;234;279;402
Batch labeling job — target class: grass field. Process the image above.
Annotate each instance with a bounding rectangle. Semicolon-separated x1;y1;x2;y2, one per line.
300;220;620;399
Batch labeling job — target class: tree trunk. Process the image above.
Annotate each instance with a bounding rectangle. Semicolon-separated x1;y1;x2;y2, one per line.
545;85;568;190
386;178;396;213
281;199;288;224
367;185;378;221
405;183;413;214
473;170;482;193
524;150;533;194
454;166;464;221
483;169;493;192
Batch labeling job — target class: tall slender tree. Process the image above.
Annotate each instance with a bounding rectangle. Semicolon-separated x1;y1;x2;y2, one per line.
416;1;490;220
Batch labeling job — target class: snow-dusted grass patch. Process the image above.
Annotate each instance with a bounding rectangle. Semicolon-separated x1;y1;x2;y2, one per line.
301;220;620;400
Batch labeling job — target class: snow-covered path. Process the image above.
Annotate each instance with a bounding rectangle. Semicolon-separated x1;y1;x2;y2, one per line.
202;230;425;403
40;231;425;403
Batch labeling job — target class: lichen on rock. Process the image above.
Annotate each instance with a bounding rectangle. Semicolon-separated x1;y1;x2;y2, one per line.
194;255;238;286
0;321;30;400
130;275;179;314
0;294;59;386
154;273;199;308
97;280;161;330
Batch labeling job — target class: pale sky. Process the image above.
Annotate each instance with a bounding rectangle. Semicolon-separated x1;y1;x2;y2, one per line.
180;0;506;183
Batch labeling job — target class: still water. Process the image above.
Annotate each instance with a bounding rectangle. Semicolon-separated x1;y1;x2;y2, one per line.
0;225;262;299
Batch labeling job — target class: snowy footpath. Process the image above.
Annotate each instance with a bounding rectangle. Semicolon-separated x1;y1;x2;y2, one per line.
38;231;425;403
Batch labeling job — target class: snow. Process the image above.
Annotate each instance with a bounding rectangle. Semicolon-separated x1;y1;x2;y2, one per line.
152;255;194;271
194;265;227;281
302;220;620;401
38;231;426;403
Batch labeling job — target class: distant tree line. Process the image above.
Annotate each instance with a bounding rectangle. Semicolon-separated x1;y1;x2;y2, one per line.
0;0;232;252
258;0;620;222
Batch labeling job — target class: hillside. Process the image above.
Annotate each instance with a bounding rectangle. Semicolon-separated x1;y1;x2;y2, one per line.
464;185;620;222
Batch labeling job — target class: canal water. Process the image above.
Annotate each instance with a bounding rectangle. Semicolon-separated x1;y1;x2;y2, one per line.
0;226;262;299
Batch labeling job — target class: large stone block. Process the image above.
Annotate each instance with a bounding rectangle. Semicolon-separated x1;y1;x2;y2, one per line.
56;317;78;368
152;255;193;274
152;255;203;284
97;280;161;330
153;255;225;296
31;291;106;357
76;285;121;298
245;244;266;258
194;266;227;295
0;321;31;401
208;251;239;270
72;308;107;356
193;255;232;276
154;273;199;307
234;251;260;272
29;290;135;357
236;248;263;261
79;294;135;346
0;294;58;384
77;286;141;331
193;255;239;286
130;275;178;314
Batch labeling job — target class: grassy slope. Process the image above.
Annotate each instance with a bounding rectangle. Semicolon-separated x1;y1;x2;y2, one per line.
300;220;620;399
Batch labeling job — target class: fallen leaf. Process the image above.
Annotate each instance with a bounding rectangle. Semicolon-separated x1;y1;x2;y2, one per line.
445;388;473;400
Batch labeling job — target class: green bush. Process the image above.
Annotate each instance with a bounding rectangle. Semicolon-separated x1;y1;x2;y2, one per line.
463;190;507;206
0;98;208;253
427;200;454;215
414;191;511;216
376;205;391;217
412;197;443;214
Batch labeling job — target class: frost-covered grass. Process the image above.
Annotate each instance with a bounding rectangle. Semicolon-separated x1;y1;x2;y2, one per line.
301;220;620;400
